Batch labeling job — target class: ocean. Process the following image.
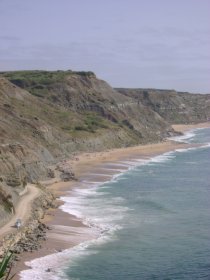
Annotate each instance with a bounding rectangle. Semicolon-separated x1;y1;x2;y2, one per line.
20;127;210;280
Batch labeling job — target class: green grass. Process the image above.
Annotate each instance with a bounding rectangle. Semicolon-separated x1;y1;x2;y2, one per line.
0;70;95;85
0;251;15;279
0;70;95;98
78;113;109;132
53;111;110;133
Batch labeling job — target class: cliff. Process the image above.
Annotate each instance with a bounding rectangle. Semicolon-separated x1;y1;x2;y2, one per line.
116;88;210;124
0;70;209;225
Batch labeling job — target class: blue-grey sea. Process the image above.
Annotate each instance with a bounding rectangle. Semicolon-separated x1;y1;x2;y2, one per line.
21;128;210;280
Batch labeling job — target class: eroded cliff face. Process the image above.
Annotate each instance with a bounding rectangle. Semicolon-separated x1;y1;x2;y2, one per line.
0;70;209;223
116;88;210;124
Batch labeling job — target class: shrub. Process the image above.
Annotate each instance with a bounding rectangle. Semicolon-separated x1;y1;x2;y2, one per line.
0;251;15;279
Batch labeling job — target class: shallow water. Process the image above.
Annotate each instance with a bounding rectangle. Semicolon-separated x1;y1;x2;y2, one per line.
20;128;210;280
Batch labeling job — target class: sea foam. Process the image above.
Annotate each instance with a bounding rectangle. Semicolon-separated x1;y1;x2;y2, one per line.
169;130;196;143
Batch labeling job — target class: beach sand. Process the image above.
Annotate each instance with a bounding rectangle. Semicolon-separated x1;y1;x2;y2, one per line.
172;122;210;133
11;122;210;279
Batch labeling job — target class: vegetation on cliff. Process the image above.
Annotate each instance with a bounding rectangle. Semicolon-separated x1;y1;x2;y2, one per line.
0;250;15;280
0;70;95;98
0;187;13;214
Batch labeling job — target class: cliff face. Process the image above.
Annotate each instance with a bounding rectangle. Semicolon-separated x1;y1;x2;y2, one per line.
116;88;210;124
1;71;174;146
0;70;209;225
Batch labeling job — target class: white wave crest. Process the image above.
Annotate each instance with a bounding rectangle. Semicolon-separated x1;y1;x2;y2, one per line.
169;131;196;143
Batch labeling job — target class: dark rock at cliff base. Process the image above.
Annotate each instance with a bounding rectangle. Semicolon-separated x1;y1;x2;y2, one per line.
60;170;76;181
47;168;55;178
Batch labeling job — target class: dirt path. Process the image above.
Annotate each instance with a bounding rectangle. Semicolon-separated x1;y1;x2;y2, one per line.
0;184;40;239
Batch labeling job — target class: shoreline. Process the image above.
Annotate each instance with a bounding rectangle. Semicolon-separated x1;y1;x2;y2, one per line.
172;122;210;133
9;122;210;279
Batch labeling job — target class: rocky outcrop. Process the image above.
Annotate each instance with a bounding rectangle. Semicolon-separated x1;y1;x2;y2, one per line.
56;161;76;181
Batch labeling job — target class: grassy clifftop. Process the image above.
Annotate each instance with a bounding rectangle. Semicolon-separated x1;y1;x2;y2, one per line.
0;71;173;139
0;70;95;98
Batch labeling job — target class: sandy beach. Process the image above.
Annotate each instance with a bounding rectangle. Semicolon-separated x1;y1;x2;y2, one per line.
10;122;210;279
172;122;210;133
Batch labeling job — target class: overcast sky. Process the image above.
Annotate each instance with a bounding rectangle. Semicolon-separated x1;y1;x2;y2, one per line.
0;0;210;93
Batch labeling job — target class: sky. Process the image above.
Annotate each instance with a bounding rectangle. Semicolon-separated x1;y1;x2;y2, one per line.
0;0;210;93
